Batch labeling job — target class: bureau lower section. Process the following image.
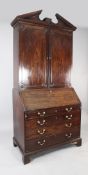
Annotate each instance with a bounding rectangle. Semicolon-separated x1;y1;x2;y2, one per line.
25;128;80;152
13;102;82;164
13;131;81;164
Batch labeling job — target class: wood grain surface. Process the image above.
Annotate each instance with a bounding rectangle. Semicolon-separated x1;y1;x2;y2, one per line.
20;87;80;110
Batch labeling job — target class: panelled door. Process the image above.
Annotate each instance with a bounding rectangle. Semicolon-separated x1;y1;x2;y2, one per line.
19;24;48;88
19;24;72;88
49;29;72;87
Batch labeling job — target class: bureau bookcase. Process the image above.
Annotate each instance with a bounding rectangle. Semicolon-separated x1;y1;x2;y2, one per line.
11;10;82;164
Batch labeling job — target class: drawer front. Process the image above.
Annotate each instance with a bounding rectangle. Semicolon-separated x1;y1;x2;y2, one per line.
62;110;81;121
25;108;59;118
25;110;81;139
25;127;80;152
60;105;80;114
25;105;80;119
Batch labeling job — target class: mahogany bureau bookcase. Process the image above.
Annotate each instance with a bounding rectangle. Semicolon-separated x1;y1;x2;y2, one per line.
11;10;82;164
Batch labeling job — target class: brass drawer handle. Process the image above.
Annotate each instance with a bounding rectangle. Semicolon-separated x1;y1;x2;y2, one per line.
37;119;46;126
37;139;45;146
37;129;46;135
65;115;72;120
65;107;72;112
38;111;46;116
65;123;72;128
65;133;72;138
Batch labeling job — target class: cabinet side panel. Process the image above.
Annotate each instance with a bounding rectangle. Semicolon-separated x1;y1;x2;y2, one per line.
13;89;25;152
13;27;19;88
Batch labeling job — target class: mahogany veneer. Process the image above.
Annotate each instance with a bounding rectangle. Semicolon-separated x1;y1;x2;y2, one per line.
11;10;82;164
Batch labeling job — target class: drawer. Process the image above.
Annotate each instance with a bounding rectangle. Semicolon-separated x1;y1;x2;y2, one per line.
60;105;80;114
62;110;81;121
25;111;81;139
25;110;81;127
25;105;81;119
25;108;59;119
25;115;60;139
25;127;80;152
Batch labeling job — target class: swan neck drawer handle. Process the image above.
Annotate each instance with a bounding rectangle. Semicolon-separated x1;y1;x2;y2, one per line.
37;129;46;135
65;115;72;120
37;119;46;126
65;107;72;112
65;123;72;128
65;133;72;138
38;111;46;116
37;140;45;146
